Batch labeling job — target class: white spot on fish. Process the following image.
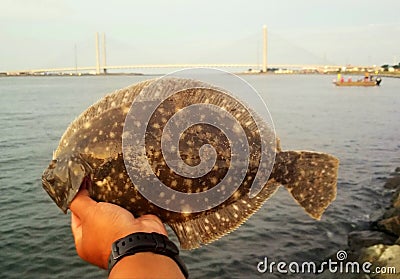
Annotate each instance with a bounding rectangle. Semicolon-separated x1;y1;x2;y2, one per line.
122;106;130;114
96;179;106;187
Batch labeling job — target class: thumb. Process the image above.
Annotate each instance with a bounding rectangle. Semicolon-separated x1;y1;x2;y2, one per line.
70;188;97;220
71;212;83;255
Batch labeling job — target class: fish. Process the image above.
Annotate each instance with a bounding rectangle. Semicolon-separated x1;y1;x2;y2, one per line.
42;77;339;250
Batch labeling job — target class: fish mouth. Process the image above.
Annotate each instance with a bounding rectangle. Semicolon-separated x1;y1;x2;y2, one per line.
41;177;69;214
41;177;55;200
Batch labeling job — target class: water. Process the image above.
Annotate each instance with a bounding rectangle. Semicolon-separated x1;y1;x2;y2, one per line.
0;75;399;278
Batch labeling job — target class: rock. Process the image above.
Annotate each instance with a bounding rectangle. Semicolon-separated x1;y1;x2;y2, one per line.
321;168;400;279
384;176;400;190
378;216;400;236
391;189;400;208
359;244;400;279
383;207;400;219
348;231;398;252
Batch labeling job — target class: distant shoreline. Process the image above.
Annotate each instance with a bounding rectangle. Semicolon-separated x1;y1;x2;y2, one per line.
1;71;399;78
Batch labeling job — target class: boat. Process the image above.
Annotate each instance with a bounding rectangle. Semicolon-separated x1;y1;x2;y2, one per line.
333;73;382;87
334;78;382;87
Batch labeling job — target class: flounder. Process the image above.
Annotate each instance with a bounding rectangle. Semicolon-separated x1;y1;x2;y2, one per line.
42;77;339;249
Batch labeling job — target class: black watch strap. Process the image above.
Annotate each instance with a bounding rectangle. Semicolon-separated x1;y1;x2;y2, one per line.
108;232;188;278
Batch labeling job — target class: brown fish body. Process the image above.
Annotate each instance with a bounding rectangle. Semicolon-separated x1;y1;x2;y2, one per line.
42;78;339;249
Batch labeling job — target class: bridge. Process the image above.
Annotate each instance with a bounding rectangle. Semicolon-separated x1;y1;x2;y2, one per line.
3;27;380;76
7;63;341;74
7;63;379;76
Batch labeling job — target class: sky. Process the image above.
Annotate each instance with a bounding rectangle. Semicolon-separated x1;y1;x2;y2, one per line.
1;0;399;72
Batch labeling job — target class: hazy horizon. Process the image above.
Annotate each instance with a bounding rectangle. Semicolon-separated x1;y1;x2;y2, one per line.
1;0;399;72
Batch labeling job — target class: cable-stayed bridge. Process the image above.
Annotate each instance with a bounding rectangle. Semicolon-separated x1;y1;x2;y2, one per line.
3;27;380;75
9;63;350;75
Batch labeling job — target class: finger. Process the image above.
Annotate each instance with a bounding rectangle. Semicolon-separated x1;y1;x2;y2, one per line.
71;212;82;240
71;212;83;254
69;189;97;219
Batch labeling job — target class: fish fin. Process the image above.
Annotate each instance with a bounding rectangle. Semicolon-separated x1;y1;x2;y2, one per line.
276;137;282;152
168;182;280;250
274;151;339;220
66;154;94;205
49;154;92;212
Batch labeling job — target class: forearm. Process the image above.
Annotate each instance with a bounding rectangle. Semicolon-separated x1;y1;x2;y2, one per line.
109;252;186;279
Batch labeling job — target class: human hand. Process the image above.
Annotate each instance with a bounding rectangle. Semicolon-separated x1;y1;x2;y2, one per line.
70;188;168;269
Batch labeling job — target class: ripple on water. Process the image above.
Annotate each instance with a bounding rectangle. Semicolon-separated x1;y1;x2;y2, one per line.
1;75;399;278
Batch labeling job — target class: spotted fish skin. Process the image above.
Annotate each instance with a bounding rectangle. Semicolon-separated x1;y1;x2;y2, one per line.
42;80;151;213
42;78;339;250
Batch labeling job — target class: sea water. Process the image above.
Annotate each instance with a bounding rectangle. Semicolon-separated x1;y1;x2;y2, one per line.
0;74;399;278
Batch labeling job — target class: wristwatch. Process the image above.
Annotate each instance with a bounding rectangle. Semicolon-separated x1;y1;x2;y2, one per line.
108;232;189;278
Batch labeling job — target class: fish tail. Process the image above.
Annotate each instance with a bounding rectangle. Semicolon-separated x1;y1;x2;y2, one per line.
275;151;339;220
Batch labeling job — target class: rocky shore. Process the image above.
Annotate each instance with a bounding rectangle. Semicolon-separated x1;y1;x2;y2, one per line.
318;168;400;279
